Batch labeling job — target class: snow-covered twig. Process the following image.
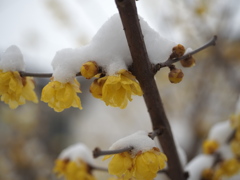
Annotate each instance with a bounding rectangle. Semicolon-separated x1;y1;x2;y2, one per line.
154;35;217;72
18;36;216;78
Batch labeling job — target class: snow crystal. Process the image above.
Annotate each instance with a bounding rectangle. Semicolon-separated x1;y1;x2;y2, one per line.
52;13;177;82
208;121;233;145
109;130;157;156
0;45;24;71
184;47;193;55
59;143;94;165
185;154;214;180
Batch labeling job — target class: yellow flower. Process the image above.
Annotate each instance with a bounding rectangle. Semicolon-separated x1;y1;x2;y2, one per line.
213;158;240;180
230;114;240;129
201;168;214;180
230;139;240;157
104;147;167;180
90;69;143;109
54;159;95;180
202;140;219;154
41;78;82;112
0;70;38;109
80;61;99;79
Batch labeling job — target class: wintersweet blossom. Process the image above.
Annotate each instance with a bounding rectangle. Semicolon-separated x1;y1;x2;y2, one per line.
54;143;95;180
0;70;38;109
41;78;82;112
202;140;219;154
90;69;143;109
213;158;240;180
104;148;166;180
103;131;167;180
54;159;95;180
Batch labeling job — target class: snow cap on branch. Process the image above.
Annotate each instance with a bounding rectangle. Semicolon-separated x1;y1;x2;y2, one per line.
58;143;94;165
208;121;233;145
0;45;24;71
185;154;214;180
109;130;157;156
51;13;177;82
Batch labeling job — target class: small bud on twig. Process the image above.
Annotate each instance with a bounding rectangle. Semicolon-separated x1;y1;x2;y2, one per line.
168;68;184;84
180;55;196;68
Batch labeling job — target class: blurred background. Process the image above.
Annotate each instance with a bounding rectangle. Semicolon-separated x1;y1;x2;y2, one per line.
0;0;240;179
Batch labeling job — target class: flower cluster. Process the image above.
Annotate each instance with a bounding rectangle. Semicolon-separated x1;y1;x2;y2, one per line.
103;131;167;180
104;148;167;180
197;115;240;180
53;143;95;180
0;46;38;109
0;14;190;112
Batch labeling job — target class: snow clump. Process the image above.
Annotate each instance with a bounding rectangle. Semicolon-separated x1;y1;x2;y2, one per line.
0;45;25;71
51;13;177;83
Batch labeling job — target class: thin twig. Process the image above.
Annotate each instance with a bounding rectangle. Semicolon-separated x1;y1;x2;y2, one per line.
90;165;108;172
19;71;82;78
93;146;133;158
154;35;217;72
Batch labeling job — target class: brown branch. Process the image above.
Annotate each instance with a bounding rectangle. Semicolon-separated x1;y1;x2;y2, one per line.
93;146;133;158
115;0;186;179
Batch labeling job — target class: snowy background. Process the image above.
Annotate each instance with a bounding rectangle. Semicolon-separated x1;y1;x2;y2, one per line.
0;0;240;180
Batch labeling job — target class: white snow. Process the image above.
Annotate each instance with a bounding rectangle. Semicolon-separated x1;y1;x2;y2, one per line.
185;154;214;180
51;13;177;82
58;143;94;165
0;45;25;71
109;130;158;156
208;120;233;145
184;47;193;55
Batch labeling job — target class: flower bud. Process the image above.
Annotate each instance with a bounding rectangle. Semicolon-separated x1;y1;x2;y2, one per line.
80;61;99;79
180;56;196;67
168;69;184;83
170;44;186;59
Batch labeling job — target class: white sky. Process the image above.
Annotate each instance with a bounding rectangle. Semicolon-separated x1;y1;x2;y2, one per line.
0;0;168;71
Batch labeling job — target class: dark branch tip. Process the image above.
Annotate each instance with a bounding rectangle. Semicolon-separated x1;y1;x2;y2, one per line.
93;147;101;158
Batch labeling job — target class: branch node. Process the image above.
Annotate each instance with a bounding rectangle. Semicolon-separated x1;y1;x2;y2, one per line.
148;128;164;139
